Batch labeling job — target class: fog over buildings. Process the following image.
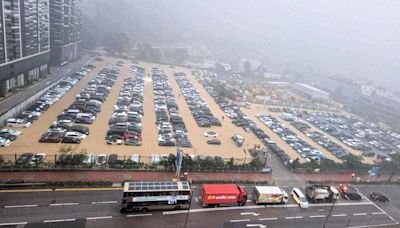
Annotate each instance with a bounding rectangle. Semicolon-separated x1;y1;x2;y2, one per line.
83;0;400;91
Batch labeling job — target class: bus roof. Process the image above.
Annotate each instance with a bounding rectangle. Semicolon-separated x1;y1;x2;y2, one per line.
123;181;191;192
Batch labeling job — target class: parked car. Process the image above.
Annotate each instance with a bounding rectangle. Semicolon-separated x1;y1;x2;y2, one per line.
6;118;31;128
64;131;87;139
0;137;11;146
30;153;46;165
16;153;34;165
203;131;218;138
61;136;81;144
207;139;221;145
39;132;63;143
68;125;90;135
1;128;22;136
0;132;17;141
96;154;107;165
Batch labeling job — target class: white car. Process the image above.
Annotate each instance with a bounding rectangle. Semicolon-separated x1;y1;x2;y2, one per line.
30;153;46;165
96;154;107;165
22;111;42;118
0;137;11;147
65;131;87;139
6;118;31;128
203;131;218;138
1;129;22;136
129;154;140;163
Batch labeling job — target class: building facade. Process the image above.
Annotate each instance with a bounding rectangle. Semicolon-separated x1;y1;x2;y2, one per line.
0;0;51;97
49;0;81;66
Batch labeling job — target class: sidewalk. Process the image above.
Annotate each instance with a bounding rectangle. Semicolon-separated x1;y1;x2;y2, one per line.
0;55;92;116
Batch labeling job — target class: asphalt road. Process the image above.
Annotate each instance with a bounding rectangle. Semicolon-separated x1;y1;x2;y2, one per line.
0;185;399;227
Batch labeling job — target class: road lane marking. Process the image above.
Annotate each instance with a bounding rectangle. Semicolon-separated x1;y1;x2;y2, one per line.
246;224;267;228
332;214;347;217
310;215;326;218
308;202;371;207
241;212;260;216
372;212;385;215
163;210;189;215
50;203;79;206
86;216;112;220
5;204;38;208
43;219;76;223
259;218;277;221
0;222;28;226
195;197;199;203
91;201;118;204
230;219;250;223
353;213;367;216
126;214;152;217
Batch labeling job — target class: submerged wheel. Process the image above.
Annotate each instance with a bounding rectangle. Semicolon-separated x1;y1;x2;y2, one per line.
174;206;181;210
142;207;149;212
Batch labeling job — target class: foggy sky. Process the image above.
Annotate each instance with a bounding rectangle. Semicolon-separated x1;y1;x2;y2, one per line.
83;0;400;90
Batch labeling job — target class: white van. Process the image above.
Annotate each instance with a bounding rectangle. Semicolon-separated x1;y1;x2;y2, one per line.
6;118;31;128
291;187;309;208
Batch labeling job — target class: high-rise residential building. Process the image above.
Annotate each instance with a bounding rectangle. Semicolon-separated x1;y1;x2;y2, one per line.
49;0;81;66
0;0;51;97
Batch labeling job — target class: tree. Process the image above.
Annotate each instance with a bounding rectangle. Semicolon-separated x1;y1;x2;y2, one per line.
164;48;189;64
342;154;369;171
243;61;252;77
383;153;400;183
214;63;226;75
81;16;98;50
136;43;161;62
103;32;131;56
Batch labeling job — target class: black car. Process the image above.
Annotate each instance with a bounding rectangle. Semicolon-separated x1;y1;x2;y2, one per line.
68;125;90;135
61;137;81;144
207;139;221;145
370;192;390;202
16;153;34;165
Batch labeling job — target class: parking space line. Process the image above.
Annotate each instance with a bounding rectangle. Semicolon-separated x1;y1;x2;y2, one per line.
43;219;76;223
353;213;367;216
4;204;38;208
372;212;385;215
86;216;112;220
332;214;347;217
259;217;278;221
91;201;118;204
230;219;250;223
126;214;152;217
50;203;79;206
310;215;326;218
0;222;28;226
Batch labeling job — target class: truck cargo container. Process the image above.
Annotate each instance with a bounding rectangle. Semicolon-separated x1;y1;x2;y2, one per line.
202;184;247;207
253;186;289;204
305;184;339;203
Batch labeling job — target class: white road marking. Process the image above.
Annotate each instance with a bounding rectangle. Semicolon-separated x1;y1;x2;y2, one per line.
230;219;250;223
43;219;76;223
372;212;385;215
0;222;28;226
163;201;374;215
126;214;152;217
332;214;347;217
310;215;326;218
241;212;260;216
285;216;302;219
86;216;112;220
50;203;79;206
195;197;199;203
246;224;267;228
259;218;278;221
5;204;38;208
285;217;295;219
91;201;118;204
353;213;367;216
318;209;325;212
360;192;399;225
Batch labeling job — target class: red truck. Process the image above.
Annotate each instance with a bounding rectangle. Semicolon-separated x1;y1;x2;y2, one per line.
201;184;248;207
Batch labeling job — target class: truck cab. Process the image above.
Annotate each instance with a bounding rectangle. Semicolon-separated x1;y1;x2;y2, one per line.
238;187;248;206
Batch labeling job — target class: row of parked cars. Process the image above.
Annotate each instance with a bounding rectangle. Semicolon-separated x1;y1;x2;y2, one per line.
39;65;117;144
106;66;145;146
281;113;349;160
152;69;192;147
2;65;95;147
257;114;324;162
174;72;221;127
285;109;399;162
